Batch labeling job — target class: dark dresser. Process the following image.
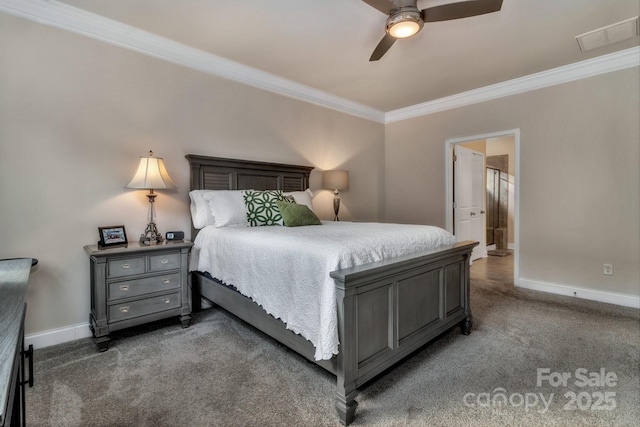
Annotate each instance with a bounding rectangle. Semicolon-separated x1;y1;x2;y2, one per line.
0;258;35;427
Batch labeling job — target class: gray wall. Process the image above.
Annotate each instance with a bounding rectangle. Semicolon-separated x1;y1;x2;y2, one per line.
0;14;384;336
385;68;640;297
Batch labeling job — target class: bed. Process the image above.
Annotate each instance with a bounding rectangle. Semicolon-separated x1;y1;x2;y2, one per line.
186;154;477;425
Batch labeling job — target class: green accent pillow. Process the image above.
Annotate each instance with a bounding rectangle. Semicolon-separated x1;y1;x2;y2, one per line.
243;190;285;226
276;201;322;227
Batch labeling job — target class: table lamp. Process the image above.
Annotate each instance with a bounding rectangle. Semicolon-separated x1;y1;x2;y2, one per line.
323;170;349;221
126;151;176;244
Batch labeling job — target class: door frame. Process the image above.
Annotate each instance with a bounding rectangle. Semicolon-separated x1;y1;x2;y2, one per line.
445;129;520;284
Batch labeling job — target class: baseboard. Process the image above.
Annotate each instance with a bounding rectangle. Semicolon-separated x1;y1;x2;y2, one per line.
25;322;93;350
518;278;640;309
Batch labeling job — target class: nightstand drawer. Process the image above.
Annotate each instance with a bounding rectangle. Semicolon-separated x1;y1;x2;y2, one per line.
108;273;181;301
107;256;145;278
109;292;180;322
149;252;180;272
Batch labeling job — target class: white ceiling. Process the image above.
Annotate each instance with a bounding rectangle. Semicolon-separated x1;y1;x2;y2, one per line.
33;0;640;112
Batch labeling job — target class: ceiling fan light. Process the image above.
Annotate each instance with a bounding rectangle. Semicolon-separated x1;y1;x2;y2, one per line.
386;8;423;39
389;20;421;38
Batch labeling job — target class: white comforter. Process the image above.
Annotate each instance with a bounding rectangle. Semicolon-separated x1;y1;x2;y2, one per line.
190;221;457;360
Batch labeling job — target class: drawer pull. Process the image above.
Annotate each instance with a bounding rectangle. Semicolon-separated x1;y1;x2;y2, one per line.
120;306;130;313
162;278;171;284
162;298;171;304
161;259;169;264
20;344;34;388
119;284;129;291
121;263;130;269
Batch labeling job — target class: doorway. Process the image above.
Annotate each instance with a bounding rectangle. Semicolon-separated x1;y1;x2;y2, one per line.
445;129;520;284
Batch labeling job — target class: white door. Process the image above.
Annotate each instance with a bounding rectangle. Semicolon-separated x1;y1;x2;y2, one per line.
454;145;487;260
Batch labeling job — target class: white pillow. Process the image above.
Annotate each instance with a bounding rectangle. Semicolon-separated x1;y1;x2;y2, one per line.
208;191;249;228
189;190;216;229
283;189;315;211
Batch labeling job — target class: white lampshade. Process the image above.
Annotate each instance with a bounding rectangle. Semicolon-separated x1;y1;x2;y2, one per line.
323;170;349;191
126;151;176;190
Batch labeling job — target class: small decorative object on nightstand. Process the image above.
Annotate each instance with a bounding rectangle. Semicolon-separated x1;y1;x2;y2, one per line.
165;231;184;241
97;225;128;248
84;241;193;352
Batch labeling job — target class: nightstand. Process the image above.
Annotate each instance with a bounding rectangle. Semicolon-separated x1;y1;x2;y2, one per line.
84;241;193;352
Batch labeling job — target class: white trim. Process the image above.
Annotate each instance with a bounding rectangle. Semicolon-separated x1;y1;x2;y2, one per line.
385;46;640;123
0;0;385;123
25;322;92;350
445;129;521;285
519;278;640;309
1;0;638;125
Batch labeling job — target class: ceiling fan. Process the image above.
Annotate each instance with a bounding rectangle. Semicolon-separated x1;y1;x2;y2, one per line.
363;0;503;61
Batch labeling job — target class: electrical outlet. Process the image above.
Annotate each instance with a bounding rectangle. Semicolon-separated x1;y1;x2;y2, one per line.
603;264;614;276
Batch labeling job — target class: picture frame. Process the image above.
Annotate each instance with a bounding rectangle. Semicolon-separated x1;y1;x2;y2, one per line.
98;225;128;247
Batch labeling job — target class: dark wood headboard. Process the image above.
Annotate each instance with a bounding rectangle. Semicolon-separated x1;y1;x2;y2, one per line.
185;155;314;238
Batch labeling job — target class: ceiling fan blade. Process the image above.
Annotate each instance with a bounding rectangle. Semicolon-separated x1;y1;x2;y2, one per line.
422;0;503;23
361;0;398;15
369;34;397;61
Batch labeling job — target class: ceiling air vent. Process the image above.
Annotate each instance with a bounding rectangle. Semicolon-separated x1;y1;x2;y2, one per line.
575;16;639;53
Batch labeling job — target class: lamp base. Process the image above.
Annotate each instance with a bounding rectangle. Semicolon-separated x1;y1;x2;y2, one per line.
139;190;163;245
333;190;341;221
139;222;164;245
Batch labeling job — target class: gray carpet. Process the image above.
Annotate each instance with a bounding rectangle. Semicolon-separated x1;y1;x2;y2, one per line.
27;279;639;426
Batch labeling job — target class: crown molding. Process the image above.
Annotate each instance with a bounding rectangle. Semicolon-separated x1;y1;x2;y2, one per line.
0;0;386;123
385;46;640;123
1;0;638;125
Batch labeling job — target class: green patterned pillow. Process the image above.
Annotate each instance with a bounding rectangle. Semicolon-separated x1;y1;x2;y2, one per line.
276;201;322;227
243;190;285;226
